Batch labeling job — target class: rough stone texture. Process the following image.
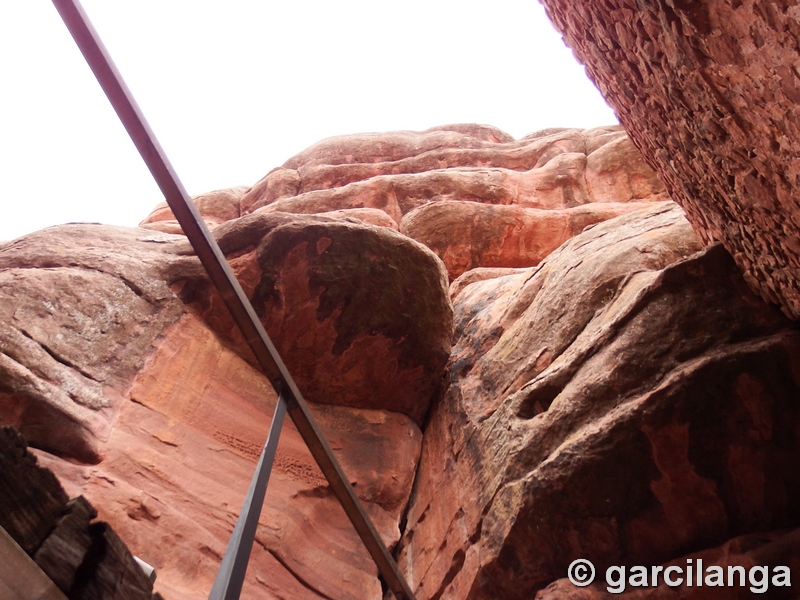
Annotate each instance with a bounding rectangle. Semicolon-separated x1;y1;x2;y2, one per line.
143;127;667;269
141;126;667;289
396;203;800;599
449;267;530;301
140;186;248;234
70;522;157;600
37;313;423;600
536;528;800;599
3;123;735;599
538;0;800;320
242;126;666;221
0;226;187;463
176;211;453;424
34;496;97;592
317;207;400;230
0;212;449;598
401;200;654;279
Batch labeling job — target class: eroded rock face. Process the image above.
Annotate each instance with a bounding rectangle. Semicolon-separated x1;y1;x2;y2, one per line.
400;200;653;279
0;215;450;599
538;0;800;320
6;122;779;600
0;226;187;463
140;125;667;279
175;211;453;424
0;427;158;600
396;203;800;599
37;321;422;600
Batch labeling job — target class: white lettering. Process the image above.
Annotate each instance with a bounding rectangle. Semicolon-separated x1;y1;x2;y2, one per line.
664;566;683;586
705;566;724;586
728;565;746;587
629;566;648;587
606;566;625;594
772;566;791;587
749;566;768;593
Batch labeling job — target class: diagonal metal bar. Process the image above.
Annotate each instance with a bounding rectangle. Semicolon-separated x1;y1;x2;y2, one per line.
49;2;416;598
209;390;287;600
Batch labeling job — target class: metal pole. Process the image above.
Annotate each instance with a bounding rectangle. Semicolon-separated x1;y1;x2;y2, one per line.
49;2;416;598
209;392;287;600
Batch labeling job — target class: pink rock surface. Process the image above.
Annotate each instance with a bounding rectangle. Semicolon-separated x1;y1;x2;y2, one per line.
400;200;655;279
13;121;787;600
38;313;422;600
176;211;453;424
0;211;450;598
140;186;248;233
145;126;666;253
448;267;530;300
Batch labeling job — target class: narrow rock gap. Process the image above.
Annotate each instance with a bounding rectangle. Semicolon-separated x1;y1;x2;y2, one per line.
16;327;100;384
115;274;146;299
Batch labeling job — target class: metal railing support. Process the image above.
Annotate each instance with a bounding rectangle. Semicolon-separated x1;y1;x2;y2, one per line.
49;2;416;598
209;391;287;600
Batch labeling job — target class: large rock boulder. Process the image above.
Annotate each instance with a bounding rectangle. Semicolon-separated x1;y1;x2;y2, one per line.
140;125;667;280
538;0;800;320
400;200;653;279
172;211;453;424
396;203;800;598
0;214;451;598
0;226;186;463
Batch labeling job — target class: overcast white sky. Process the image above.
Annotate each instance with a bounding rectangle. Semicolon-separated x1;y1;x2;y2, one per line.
0;1;617;242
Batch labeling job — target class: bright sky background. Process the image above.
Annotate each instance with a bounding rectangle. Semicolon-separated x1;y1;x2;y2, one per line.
0;1;617;242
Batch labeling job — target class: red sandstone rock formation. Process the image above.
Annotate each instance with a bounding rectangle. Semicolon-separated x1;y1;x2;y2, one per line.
0;427;159;599
538;0;800;321
395;203;800;598
0;215;448;599
6;123;796;599
140;125;667;279
400;200;652;279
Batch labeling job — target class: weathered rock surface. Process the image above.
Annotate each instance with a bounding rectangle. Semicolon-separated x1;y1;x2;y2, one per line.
449;267;530;301
244;126;666;230
140;186;248;234
38;335;422;600
0;226;187;463
142;125;667;280
538;0;800;320
0;214;449;598
9;121;786;600
401;200;653;279
175;211;453;424
396;203;800;598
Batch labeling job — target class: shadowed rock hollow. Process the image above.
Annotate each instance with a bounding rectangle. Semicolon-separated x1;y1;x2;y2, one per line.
2;122;800;599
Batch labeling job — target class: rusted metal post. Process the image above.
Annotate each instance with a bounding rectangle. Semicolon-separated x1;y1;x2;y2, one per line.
49;1;416;598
